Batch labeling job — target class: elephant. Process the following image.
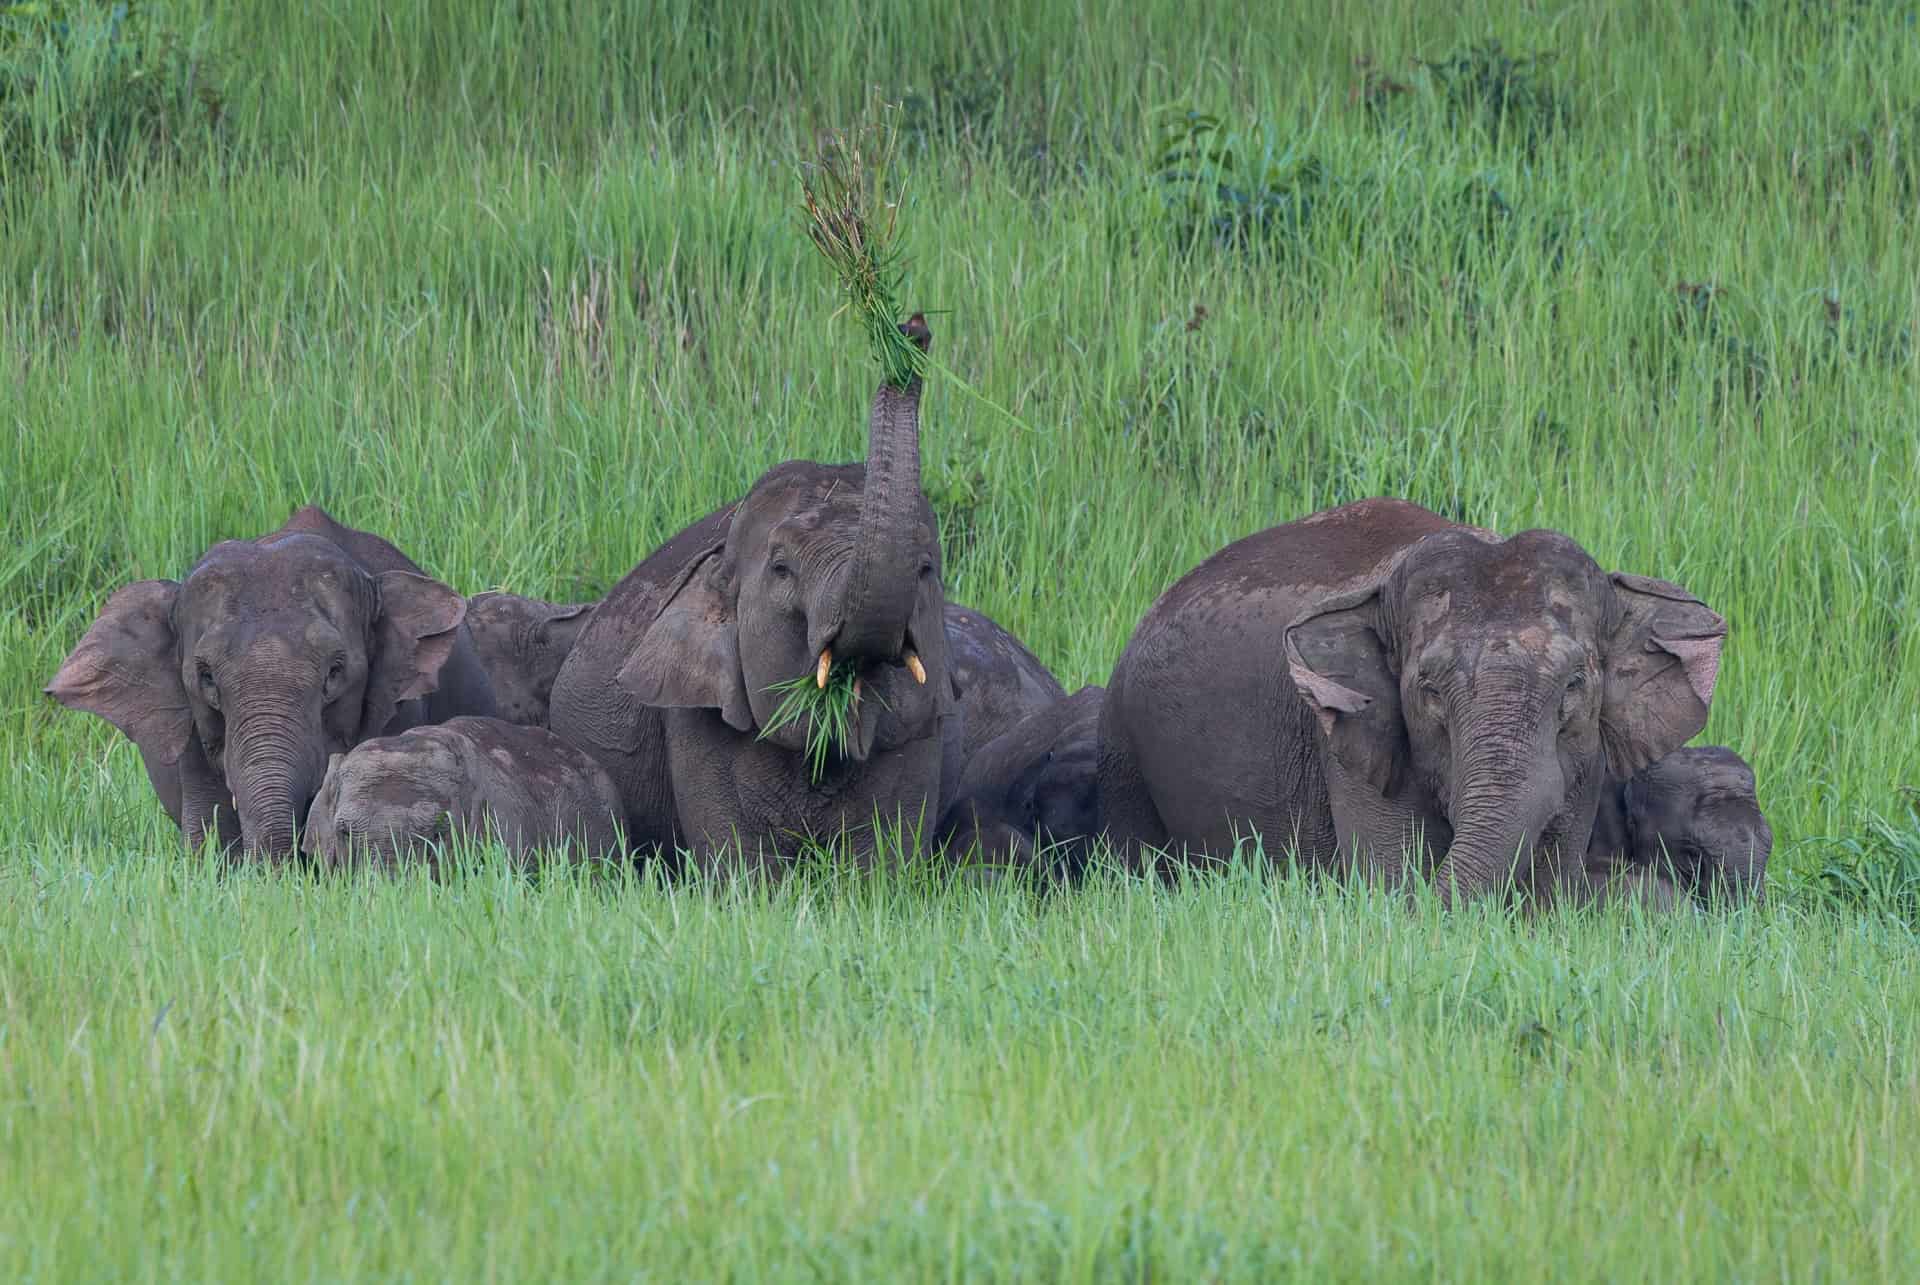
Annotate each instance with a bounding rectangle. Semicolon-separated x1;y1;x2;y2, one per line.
939;684;1104;878
45;506;497;859
1577;746;1771;910
464;591;597;726
548;316;958;870
945;602;1067;761
1098;497;1727;904
301;716;624;870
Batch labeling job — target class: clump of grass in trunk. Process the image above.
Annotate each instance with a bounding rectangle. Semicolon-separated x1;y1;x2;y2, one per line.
798;94;926;390
759;669;866;783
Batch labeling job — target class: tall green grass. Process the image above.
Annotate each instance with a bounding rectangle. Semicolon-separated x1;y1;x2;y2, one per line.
4;0;1919;1276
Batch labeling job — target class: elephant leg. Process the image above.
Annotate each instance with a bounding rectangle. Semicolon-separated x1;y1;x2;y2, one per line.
1321;754;1450;893
614;710;685;872
1094;722;1172;878
172;738;240;856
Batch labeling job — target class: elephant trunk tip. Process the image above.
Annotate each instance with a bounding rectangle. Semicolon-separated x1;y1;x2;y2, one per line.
901;312;931;354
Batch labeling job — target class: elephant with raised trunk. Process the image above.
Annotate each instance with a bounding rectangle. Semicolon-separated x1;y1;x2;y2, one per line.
46;506;497;859
549;316;957;869
1099;498;1727;904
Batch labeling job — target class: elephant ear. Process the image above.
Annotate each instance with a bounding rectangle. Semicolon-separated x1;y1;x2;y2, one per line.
1600;573;1727;780
615;546;754;733
1284;590;1409;796
46;580;196;764
535;602;595;654
363;570;468;738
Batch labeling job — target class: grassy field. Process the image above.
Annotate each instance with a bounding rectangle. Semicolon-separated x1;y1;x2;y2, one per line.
4;0;1919;1277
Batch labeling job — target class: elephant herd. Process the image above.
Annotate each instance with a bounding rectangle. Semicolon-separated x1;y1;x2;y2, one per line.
48;319;1772;909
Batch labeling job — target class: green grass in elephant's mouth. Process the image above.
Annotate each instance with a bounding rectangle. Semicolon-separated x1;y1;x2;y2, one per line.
759;662;890;783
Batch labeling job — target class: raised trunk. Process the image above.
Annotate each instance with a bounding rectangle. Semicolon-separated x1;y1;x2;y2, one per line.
226;708;328;860
829;319;929;662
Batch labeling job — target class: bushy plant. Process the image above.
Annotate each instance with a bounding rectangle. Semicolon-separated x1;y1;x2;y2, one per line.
1416;41;1572;155
0;0;227;178
1814;803;1920;927
1149;109;1326;251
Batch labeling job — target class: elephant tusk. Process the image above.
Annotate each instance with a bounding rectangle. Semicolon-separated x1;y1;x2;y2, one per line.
904;650;926;685
817;648;832;689
852;677;862;709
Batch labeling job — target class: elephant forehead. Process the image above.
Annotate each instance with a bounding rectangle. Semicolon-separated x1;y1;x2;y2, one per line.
1642;749;1757;797
1662;745;1754;775
1417;619;1594;681
746;465;935;544
197;610;354;664
439;716;551;757
1403;532;1603;626
343;741;462;800
184;537;371;622
466;593;538;638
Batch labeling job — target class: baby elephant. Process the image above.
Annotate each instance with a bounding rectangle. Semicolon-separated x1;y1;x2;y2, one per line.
464;591;596;726
302;716;623;870
1580;746;1772;910
940;685;1104;878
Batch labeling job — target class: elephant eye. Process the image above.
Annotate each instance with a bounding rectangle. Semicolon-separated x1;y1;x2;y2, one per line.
769;561;792;581
196;664;220;708
1560;670;1590;723
918;558;935;579
325;657;347;692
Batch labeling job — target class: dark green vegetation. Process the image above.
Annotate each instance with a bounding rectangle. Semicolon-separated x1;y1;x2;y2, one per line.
3;0;1917;1277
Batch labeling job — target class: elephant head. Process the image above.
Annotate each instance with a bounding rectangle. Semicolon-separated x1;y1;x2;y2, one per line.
47;533;466;858
304;740;459;871
465;591;596;725
616;317;948;764
1284;527;1726;902
1615;746;1771;905
941;685;1105;877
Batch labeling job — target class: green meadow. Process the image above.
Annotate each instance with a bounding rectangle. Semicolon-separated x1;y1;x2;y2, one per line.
3;0;1917;1277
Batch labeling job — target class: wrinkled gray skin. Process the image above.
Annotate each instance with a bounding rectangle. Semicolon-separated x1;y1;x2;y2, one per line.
548;317;957;871
1577;746;1771;910
465;591;596;726
302;716;624;871
940;685;1104;878
945;603;1067;762
46;507;497;860
1100;498;1727;904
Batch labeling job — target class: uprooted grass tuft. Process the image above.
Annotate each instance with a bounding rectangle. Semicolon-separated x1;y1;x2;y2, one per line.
798;96;926;390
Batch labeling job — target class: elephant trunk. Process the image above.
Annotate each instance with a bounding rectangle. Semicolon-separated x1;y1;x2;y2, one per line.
1695;820;1772;906
828;316;931;664
1433;691;1565;904
226;701;329;861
